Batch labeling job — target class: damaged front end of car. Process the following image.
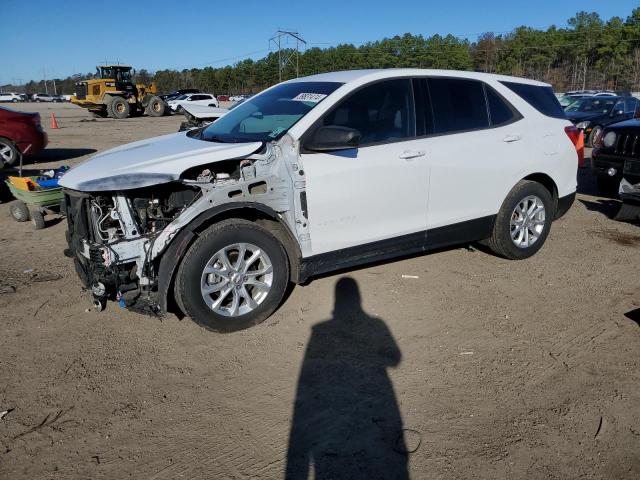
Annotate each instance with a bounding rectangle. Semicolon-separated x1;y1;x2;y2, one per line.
62;134;309;315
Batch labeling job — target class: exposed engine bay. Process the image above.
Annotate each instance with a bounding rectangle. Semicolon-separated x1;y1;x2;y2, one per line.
63;137;308;315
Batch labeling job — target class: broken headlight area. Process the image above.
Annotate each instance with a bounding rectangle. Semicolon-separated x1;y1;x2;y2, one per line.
62;153;279;314
63;182;200;314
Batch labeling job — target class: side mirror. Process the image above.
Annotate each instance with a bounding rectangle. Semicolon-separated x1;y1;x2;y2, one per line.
612;109;624;117
305;126;361;152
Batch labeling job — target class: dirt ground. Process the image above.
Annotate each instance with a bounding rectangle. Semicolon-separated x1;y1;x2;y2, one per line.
0;103;639;480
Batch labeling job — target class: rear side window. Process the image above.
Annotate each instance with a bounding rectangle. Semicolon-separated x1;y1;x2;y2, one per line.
428;78;489;134
501;81;565;119
485;86;519;126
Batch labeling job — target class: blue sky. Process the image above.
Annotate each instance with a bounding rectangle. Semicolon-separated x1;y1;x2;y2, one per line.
1;0;637;85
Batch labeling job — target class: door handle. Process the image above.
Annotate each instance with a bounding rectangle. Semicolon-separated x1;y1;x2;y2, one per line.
503;134;522;143
399;150;426;160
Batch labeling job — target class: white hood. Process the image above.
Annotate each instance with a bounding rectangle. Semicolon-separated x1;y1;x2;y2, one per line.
59;132;262;191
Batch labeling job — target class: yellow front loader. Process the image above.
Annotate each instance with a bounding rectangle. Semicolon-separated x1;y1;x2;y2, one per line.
71;65;166;119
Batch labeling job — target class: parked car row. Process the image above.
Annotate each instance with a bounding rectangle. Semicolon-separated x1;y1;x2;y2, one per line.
159;90;254;105
564;95;640;146
0;92;68;103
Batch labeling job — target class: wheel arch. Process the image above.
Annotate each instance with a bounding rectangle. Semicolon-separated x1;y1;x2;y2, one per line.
156;202;302;316
521;172;558;215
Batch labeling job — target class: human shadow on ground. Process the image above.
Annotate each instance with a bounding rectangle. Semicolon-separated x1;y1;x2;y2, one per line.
285;277;409;480
625;308;640;327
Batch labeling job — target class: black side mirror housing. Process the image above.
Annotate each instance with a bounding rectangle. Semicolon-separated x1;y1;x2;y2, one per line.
305;126;361;152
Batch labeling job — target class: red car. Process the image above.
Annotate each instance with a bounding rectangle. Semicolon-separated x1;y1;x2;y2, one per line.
0;106;48;167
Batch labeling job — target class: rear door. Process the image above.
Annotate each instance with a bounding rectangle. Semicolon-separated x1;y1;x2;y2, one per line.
420;77;530;230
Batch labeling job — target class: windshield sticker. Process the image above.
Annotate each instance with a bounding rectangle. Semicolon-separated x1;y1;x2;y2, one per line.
291;93;327;103
269;127;286;138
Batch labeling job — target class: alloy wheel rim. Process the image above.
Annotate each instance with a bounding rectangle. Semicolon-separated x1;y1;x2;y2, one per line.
0;143;14;164
510;195;546;248
200;242;273;317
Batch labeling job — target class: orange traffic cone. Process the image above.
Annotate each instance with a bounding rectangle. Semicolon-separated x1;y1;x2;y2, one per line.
50;113;59;129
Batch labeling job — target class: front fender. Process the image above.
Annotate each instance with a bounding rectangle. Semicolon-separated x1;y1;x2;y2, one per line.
156;202;301;315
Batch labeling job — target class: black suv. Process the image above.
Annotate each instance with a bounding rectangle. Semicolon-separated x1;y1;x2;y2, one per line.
592;119;640;194
565;96;639;146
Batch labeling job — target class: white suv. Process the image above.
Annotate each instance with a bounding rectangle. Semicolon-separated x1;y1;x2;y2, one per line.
60;69;580;332
167;93;219;111
0;92;23;103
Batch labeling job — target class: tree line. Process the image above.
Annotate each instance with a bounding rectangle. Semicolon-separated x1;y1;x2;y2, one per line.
6;8;640;96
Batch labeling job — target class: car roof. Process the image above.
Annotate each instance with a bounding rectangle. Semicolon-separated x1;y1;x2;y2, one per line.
285;69;551;87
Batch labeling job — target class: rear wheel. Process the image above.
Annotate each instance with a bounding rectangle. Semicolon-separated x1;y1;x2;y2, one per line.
107;97;130;119
174;219;289;332
0;137;20;167
486;180;553;260
145;95;166;117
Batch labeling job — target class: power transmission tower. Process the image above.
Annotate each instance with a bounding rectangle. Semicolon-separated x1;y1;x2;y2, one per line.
269;29;307;82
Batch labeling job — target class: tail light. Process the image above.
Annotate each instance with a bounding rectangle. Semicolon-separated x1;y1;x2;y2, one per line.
565;125;585;168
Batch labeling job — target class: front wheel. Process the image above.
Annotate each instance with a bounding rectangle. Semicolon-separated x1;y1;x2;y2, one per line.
485;180;553;260
174;219;289;332
145;95;166;117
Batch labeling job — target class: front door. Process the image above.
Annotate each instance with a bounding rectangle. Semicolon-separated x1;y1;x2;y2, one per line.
300;79;429;256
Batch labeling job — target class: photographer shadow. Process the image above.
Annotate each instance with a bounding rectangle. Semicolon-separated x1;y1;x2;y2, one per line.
286;277;409;479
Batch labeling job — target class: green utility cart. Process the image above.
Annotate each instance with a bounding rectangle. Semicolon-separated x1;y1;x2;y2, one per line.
6;176;64;229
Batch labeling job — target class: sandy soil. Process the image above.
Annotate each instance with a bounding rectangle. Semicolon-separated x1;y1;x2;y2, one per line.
0;103;639;479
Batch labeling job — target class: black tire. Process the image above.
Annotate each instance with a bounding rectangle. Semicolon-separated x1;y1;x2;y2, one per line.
107;97;130;119
11;99;17;103
0;137;20;167
485;180;553;260
145;95;166;117
596;176;620;196
10;201;30;222
174;219;289;332
31;210;45;230
588;125;603;147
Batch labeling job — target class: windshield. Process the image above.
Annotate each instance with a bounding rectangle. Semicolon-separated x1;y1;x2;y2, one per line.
565;97;617;114
201;81;342;143
174;94;188;100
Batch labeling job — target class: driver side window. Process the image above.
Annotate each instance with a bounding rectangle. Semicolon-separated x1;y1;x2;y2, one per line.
320;79;415;146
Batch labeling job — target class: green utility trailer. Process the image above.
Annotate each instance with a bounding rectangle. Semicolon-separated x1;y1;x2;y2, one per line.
6;177;64;229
